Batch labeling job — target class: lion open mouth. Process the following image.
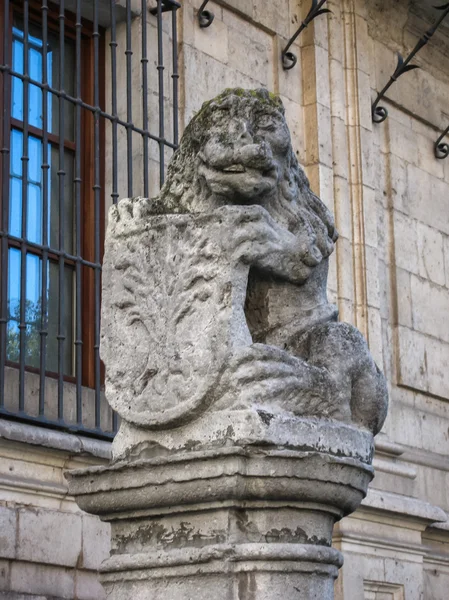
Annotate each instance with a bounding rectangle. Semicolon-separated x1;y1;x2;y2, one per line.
222;164;247;173
196;150;279;201
219;164;278;179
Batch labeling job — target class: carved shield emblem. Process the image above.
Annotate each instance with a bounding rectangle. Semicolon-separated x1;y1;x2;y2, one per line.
101;212;244;429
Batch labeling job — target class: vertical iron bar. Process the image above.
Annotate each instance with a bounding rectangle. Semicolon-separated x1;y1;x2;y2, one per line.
171;4;179;147
74;0;82;424
93;0;101;429
57;0;66;421
0;0;182;436
141;0;149;197
110;0;119;434
156;0;165;185
39;0;50;416
109;0;118;205
19;0;30;413
172;7;179;146
125;0;133;197
0;0;11;409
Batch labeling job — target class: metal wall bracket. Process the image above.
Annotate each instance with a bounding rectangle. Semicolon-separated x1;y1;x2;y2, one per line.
435;125;449;159
150;0;181;15
372;3;449;123
198;0;214;28
282;0;331;70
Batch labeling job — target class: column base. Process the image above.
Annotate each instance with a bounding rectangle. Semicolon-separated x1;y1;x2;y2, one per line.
67;414;374;600
102;543;342;600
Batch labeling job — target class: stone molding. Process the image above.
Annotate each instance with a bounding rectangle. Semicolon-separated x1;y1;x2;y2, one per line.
361;488;447;525
0;419;112;460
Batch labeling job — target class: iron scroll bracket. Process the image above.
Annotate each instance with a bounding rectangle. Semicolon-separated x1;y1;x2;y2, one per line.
282;0;331;70
435;125;449;159
372;3;449;123
198;0;214;28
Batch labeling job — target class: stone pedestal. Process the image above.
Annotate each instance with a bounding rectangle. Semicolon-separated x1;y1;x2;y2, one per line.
67;412;374;600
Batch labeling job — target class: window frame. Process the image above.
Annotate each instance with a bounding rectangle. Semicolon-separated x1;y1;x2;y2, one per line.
0;0;105;388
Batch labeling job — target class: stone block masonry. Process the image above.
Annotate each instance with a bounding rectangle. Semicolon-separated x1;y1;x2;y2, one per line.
0;422;111;600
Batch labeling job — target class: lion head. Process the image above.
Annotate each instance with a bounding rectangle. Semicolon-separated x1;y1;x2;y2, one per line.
158;88;338;264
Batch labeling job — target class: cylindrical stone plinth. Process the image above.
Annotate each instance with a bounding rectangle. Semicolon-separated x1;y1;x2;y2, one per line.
67;414;374;600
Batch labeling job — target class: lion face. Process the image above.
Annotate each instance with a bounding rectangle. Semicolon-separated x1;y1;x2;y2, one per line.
196;103;290;204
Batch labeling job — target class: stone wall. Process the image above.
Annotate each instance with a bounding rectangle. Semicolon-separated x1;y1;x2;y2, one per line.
0;422;111;599
155;0;449;597
180;2;448;597
1;0;448;598
329;1;449;596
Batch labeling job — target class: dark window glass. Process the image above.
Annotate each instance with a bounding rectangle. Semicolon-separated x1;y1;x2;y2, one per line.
6;17;76;376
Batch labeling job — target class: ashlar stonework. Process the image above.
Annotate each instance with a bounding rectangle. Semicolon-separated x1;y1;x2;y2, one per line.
68;88;388;600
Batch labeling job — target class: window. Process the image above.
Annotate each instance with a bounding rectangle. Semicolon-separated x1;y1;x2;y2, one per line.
1;2;103;383
0;0;180;438
0;0;108;433
7;14;78;376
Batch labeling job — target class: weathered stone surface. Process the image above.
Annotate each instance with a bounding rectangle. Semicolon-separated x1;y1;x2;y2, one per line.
0;427;111;600
9;562;75;599
17;508;82;567
0;507;16;560
101;88;388;439
68;419;373;600
69;88;388;600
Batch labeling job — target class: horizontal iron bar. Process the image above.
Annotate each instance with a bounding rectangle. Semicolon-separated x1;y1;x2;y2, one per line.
0;231;102;269
0;0;179;440
0;407;115;440
0;65;177;150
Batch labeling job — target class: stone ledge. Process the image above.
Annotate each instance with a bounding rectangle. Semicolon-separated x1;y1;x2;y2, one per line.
372;456;417;480
361;488;447;524
374;434;405;457
0;472;67;499
112;412;375;463
426;520;449;532
0;420;112;461
67;444;374;524
399;444;449;473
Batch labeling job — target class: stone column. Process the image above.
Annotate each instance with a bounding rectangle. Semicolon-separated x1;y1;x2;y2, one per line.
68;414;374;600
67;88;387;600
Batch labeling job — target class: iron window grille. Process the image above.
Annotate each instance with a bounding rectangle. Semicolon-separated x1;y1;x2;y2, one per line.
0;0;180;440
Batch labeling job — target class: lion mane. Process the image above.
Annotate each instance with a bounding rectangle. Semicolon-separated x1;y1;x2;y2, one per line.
156;87;338;264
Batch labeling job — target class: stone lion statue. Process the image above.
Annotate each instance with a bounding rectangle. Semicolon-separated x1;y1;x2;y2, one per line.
102;88;388;438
